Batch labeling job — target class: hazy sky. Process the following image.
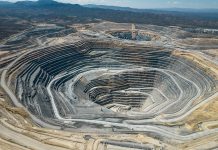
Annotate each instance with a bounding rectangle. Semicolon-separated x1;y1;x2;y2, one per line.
3;0;218;9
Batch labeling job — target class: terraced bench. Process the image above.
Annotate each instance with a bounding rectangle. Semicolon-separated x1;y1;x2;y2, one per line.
5;40;217;126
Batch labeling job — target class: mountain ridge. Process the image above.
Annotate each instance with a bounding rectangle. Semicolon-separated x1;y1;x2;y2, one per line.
0;0;218;28
84;4;218;13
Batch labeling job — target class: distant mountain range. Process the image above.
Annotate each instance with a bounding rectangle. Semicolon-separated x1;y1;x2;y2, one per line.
84;4;218;13
84;4;157;13
0;1;12;5
1;1;217;13
0;0;218;28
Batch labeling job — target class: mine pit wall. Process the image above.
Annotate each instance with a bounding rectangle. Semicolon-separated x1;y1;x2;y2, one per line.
6;41;92;119
5;40;218;124
88;40;164;51
5;40;168;120
106;30;160;41
172;51;218;96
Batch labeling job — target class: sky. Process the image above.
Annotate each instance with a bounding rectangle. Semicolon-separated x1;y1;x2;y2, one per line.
3;0;218;9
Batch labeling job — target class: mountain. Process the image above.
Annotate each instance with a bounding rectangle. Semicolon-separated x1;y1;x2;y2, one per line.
15;0;64;7
84;4;218;21
0;1;13;6
84;4;152;13
0;0;218;28
84;4;218;13
0;1;11;4
158;8;218;13
38;0;55;3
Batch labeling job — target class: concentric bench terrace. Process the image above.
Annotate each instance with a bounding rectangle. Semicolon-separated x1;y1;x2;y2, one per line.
5;41;217;124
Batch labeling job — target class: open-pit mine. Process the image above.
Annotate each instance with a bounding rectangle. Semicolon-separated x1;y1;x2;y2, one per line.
0;21;218;150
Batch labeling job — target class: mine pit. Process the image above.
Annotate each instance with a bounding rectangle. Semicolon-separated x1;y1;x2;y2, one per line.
1;21;217;150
